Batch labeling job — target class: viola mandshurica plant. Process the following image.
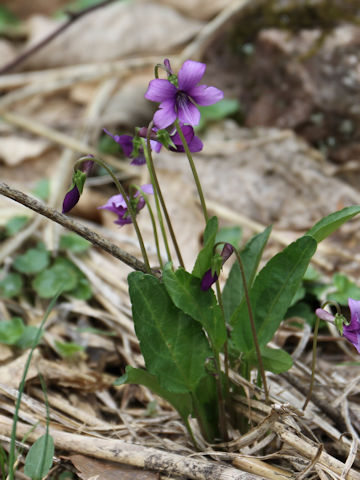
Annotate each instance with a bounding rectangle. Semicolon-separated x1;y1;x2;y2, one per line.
56;58;360;444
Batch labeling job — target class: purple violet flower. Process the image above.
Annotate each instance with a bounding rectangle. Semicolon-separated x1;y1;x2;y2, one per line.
169;124;203;153
104;128;161;166
145;59;224;129
98;184;153;226
316;298;360;353
343;298;360;353
62;158;94;213
201;243;234;291
139;124;203;153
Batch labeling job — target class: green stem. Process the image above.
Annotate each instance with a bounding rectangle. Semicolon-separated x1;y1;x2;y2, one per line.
212;351;228;441
302;315;320;410
215;280;230;397
143;128;185;268
8;292;61;480
233;248;269;403
132;184;163;268
74;156;151;273
174;119;208;223
141;140;172;264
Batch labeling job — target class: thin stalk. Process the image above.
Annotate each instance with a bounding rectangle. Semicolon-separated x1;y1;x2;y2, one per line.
7;292;61;480
174;119;208;222
212;351;229;441
141;140;172;264
74;156;151;272
302;315;320;410
303;301;341;410
132;184;163;268
143;128;185;268
233;248;269;403
215;280;230;397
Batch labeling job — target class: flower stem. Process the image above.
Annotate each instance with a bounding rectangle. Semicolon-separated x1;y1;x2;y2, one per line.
141;140;172;264
144;126;185;268
302;313;320;410
174;119;208;223
132;184;163;268
74;156;151;273
232;248;269;403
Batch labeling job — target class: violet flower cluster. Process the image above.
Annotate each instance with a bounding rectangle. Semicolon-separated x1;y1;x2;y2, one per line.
63;59;224;231
316;298;360;353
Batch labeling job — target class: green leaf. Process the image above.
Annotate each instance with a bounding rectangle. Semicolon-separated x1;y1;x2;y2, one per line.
223;226;272;322
16;326;42;350
59;233;90;253
32;178;50;201
13;247;49;274
0;272;23;298
128;272;211;393
231;236;317;353
5;216;29;236
162;264;226;352
116;366;192;422
0;6;19;31
215;226;242;248
68;276;92;300
54;341;84;358
0;317;25;345
192;216;218;278
24;434;54;480
32;258;79;298
307;205;360;243
197;99;240;130
247;347;293;373
327;273;360;305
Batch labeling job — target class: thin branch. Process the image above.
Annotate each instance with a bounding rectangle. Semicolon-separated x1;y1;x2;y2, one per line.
0;0;116;75
0;182;159;276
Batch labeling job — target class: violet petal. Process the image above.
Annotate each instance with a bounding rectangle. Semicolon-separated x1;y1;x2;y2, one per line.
145;79;177;102
187;85;224;106
178;60;206;91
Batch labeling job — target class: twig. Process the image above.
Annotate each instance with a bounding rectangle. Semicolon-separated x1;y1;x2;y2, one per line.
0;0;116;75
0;182;159;276
0;415;263;480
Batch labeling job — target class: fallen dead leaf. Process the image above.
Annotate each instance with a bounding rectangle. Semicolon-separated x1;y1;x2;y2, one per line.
156;0;233;21
69;454;162;480
0;349;41;388
0;135;50;166
23;1;203;69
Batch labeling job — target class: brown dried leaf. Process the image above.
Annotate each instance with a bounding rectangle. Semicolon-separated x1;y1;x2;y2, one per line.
0;135;49;166
70;454;158;480
0;349;40;388
156;0;233;21
37;357;111;391
23;2;203;69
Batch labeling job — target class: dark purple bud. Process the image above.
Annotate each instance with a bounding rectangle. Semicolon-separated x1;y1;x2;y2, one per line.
221;243;234;262
201;269;219;291
62;185;80;213
200;243;234;291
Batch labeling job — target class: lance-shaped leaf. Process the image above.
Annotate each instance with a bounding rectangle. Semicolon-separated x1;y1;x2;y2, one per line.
246;346;293;374
116;366;192;422
163;264;226;352
128;272;211;393
231;236;317;353
307;205;360;243
223;226;272;322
